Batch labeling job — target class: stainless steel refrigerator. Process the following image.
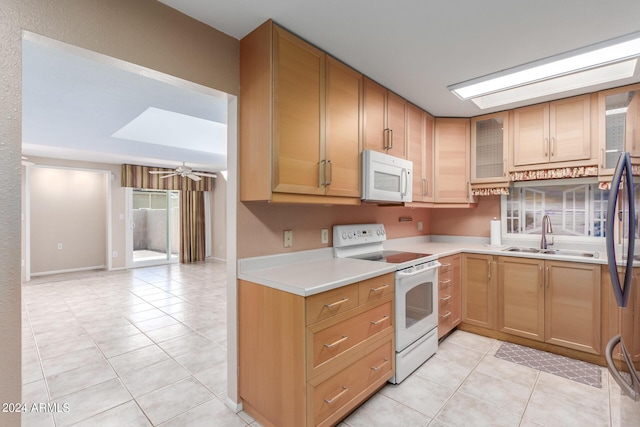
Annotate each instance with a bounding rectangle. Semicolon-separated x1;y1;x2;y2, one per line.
605;152;640;425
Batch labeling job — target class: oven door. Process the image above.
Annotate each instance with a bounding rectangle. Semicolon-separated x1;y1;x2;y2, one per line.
395;263;439;351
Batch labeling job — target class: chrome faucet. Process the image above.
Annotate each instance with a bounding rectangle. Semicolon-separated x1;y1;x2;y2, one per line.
541;214;554;250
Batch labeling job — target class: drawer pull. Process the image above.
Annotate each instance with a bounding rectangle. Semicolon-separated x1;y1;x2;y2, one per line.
440;263;451;268
439;279;451;285
324;335;349;349
324;386;349;404
370;284;390;293
371;358;389;372
440;311;452;319
324;298;349;309
440;295;452;302
370;315;389;325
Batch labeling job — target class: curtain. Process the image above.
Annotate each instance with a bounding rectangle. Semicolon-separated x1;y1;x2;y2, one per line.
180;191;206;263
121;164;214;191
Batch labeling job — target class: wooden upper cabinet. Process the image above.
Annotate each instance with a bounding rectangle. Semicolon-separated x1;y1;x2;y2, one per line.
363;78;407;158
434;118;472;203
471;112;509;184
325;56;362;198
407;104;434;202
598;83;640;175
513;95;591;167
240;20;362;204
272;25;325;195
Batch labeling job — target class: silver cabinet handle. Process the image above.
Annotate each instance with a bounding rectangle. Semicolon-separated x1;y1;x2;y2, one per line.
544;137;549;157
370;284;389;293
441;311;452;319
600;147;605;169
539;266;543;287
371;358;389;372
545;267;549;287
425;178;429;196
326;160;333;186
503;159;507;177
324;335;348;348
324;386;348;404
487;260;492;280
318;159;326;187
439;279;452;285
370;315;388;325
324;297;349;309
551;137;556;156
383;128;390;149
389;129;393;149
440;295;452;301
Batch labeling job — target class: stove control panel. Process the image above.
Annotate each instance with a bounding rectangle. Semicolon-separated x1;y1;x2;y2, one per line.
333;224;386;248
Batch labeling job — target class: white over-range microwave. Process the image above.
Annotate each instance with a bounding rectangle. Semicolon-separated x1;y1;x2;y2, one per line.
362;150;413;203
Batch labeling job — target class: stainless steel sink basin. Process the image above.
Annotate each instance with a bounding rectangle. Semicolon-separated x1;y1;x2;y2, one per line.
539;249;599;258
502;247;540;253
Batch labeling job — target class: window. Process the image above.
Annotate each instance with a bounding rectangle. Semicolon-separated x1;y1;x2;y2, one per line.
504;182;609;238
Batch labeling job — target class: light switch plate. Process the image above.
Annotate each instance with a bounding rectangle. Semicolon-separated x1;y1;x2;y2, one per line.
321;229;329;244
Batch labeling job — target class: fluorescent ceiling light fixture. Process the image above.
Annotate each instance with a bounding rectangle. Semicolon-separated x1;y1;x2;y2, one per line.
470;59;637;109
449;31;640;105
606;107;629;115
112;107;227;155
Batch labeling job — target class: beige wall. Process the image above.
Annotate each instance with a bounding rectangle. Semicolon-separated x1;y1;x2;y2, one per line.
1;0;239;422
430;196;501;237
212;174;227;260
29;167;108;275
238;202;431;258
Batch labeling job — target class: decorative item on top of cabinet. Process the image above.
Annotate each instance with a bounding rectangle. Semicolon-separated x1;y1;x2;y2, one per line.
438;254;461;338
512;94;594;169
239;20;362;205
363;78;407;159
462;253;496;330
598;83;640;176
496;256;601;355
433;118;475;205
471;111;509;185
407;104;435;203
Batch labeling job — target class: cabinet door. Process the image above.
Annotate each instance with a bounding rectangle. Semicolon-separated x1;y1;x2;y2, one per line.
545;260;601;354
497;257;544;341
272;26;325;195
363;78;386;153
325;57;362;197
450;254;462;327
434;118;471;203
407;104;425;201
549;95;591;163
423;113;435;203
471;112;509;183
386;92;407;158
513;103;549;166
462;254;496;329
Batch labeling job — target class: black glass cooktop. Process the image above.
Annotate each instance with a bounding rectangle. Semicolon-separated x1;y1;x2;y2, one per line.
349;250;432;264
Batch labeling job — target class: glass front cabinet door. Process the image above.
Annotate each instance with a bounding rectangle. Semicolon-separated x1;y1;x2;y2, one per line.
598;83;640;176
471;112;509;184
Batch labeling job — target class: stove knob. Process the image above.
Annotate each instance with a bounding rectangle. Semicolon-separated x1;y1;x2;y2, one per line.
342;232;347;239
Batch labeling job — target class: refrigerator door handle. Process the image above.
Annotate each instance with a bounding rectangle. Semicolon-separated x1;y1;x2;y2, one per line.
605;335;639;401
606;152;635;308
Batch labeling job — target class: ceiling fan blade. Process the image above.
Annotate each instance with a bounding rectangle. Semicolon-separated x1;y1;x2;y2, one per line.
187;174;202;181
193;172;217;178
159;173;178;179
149;170;168;174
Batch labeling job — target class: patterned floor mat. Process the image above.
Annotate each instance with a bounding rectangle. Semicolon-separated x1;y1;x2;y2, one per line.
494;342;602;388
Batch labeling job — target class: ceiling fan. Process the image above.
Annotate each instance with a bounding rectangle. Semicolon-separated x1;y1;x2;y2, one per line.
148;162;217;181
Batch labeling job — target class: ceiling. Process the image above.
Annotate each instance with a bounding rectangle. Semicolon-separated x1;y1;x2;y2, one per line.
160;0;640;118
22;36;229;172
22;1;640;170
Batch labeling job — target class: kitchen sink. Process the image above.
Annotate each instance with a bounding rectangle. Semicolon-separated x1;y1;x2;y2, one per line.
502;247;540;253
502;247;599;258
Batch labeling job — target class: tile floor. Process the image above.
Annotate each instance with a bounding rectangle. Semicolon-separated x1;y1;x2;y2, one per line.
21;261;639;426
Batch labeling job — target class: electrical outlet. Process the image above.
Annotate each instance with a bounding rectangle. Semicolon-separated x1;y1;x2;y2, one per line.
417;221;423;231
57;243;63;250
284;230;293;247
112;251;118;258
321;229;329;244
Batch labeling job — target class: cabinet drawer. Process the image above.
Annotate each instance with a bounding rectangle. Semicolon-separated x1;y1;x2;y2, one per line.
358;273;394;305
439;261;452;274
310;301;392;369
310;338;393;427
439;309;453;338
439;290;453;311
306;283;359;326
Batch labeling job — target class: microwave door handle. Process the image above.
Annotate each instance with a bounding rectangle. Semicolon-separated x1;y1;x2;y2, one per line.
401;168;407;197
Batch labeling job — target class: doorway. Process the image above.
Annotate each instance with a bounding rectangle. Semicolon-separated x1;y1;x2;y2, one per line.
127;189;180;266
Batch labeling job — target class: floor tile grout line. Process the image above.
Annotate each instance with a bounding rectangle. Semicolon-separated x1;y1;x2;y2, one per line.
516;370;541;427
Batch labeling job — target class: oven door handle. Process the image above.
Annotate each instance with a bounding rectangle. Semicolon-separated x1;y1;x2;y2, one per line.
396;262;441;277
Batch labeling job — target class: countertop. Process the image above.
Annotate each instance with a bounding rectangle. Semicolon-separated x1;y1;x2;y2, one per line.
238;237;611;297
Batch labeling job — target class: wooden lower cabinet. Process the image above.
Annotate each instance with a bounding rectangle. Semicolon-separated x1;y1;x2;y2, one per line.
462;254;496;330
239;273;395;427
438;254;461;338
494;257;601;355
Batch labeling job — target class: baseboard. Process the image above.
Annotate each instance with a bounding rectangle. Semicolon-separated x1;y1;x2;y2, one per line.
224;396;242;413
30;265;105;278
